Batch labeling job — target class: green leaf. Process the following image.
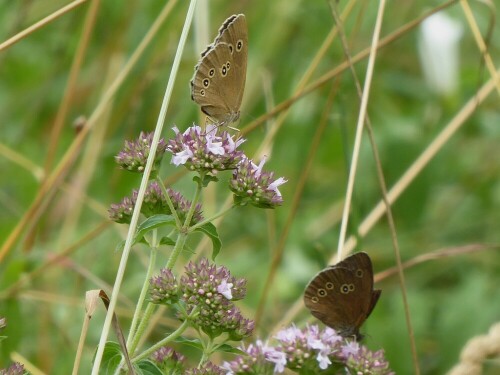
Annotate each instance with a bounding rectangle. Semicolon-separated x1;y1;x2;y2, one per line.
97;341;122;375
181;243;196;255
213;343;246;355
115;240;126;252
232;194;249;207
115;235;148;253
193;174;219;187
194;222;222;260
174;336;204;351
159;236;176;246
134;215;176;243
134;359;163;375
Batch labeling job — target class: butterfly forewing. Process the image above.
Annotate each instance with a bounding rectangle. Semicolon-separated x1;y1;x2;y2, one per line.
191;44;237;120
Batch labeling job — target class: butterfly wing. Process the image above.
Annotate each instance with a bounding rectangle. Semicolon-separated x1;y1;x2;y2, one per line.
190;14;247;124
214;14;247;114
191;43;235;121
340;252;382;321
304;252;380;339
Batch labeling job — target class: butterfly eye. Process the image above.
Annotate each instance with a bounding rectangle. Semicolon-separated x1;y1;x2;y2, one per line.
209;68;215;77
228;44;234;54
311;296;319;303
325;282;334;290
236;40;243;52
200;89;206;96
355;269;364;278
317;288;327;297
226;61;231;70
348;283;355;292
202;78;210;88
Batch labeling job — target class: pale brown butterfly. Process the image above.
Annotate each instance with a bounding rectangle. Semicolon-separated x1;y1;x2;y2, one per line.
190;14;248;125
304;252;381;341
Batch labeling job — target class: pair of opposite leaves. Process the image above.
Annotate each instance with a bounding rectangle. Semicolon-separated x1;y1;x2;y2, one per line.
191;15;380;339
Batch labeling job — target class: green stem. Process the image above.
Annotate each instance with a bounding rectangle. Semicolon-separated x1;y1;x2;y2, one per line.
131;307;199;363
156;175;182;228
162;180;202;270
128;168;207;362
128;301;156;357
188;204;234;232
165;230;188;271
198;336;214;368
129;226;188;355
126;231;158;349
91;0;199;371
130;229;187;355
183;178;203;229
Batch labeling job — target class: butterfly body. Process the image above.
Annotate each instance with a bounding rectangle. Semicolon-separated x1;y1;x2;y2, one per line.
304;252;381;340
190;14;248;125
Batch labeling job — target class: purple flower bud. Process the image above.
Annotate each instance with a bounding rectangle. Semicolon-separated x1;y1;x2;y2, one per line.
115;132;167;174
151;346;185;372
150;268;179;305
0;362;24;375
222;340;278;374
230;157;287;209
180;258;252;339
224;325;392;374
109;182;204;225
345;345;394;374
185;362;225;374
167;125;245;174
108;196;135;224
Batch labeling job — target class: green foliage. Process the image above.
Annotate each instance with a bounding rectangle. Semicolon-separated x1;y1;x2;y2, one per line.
193;174;219;188
98;342;123;375
134;360;163;375
135;215;177;242
174;337;204;352
193;223;222;260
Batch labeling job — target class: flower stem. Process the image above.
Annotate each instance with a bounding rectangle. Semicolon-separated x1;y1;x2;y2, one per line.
91;0;198;372
128;301;156;356
156;175;182;228
129;225;188;355
165;230;188;270
182;177;203;229
188;204;234;232
126;230;158;349
161;180;202;270
198;336;214;367
131;307;199;363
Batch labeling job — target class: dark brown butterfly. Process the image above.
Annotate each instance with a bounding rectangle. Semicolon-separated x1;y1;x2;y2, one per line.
304;252;381;340
190;14;248;125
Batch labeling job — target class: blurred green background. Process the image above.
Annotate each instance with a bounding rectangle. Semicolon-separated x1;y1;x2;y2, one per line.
1;0;500;373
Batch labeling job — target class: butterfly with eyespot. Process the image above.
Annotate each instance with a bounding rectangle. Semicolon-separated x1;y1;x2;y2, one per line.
304;252;381;341
190;14;248;125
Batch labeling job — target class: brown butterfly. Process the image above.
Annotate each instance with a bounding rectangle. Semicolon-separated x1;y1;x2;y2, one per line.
190;14;248;125
304;252;381;340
